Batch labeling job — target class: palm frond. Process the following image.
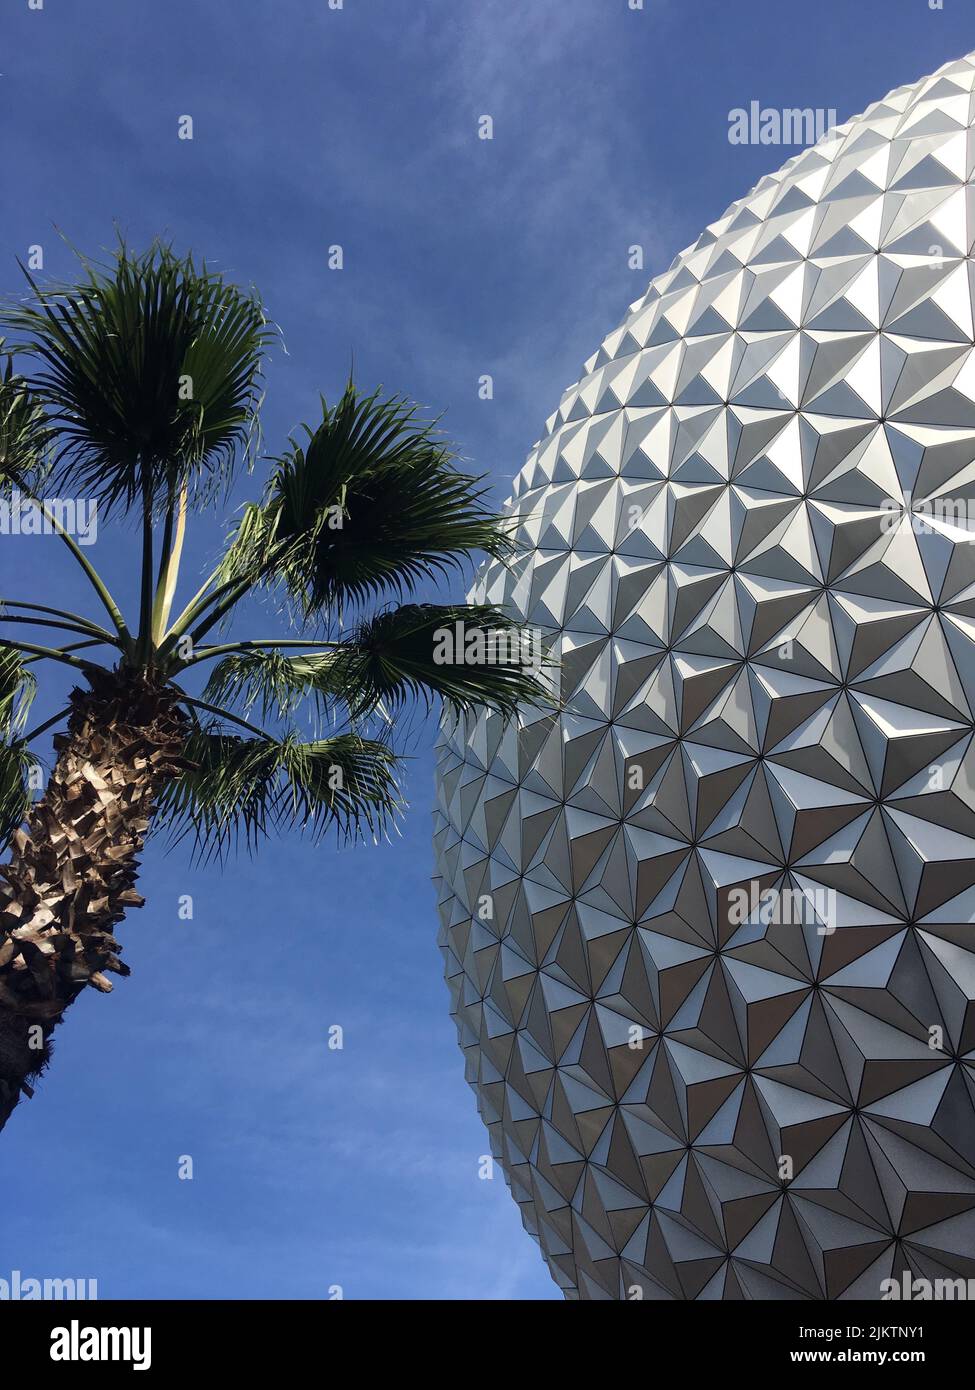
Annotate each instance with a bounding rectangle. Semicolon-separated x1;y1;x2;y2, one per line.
324;603;555;719
154;724;400;860
0;350;50;494
223;384;514;613
1;238;271;518
202;648;337;723
0;740;38;851
198;602;555;725
0;645;37;735
206;498;279;593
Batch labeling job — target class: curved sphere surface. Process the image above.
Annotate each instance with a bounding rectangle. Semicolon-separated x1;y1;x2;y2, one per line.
433;52;975;1299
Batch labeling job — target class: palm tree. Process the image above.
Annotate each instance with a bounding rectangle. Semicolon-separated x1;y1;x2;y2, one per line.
0;240;551;1135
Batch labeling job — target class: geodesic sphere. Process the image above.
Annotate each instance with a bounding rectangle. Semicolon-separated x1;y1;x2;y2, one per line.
433;51;975;1300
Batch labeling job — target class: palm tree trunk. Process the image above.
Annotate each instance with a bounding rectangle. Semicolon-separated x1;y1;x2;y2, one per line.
0;672;188;1133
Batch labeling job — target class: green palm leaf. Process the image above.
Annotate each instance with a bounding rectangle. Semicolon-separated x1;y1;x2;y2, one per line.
201;604;555;724
221;384;513;614
202;648;337;722
332;603;553;719
154;726;401;860
329;602;554;719
0;646;36;735
2;238;271;517
0;741;38;851
0;351;50;494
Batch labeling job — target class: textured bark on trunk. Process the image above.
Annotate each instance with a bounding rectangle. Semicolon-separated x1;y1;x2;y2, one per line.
0;671;188;1133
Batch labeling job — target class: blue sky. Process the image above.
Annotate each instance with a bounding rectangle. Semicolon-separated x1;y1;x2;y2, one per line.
0;0;972;1301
